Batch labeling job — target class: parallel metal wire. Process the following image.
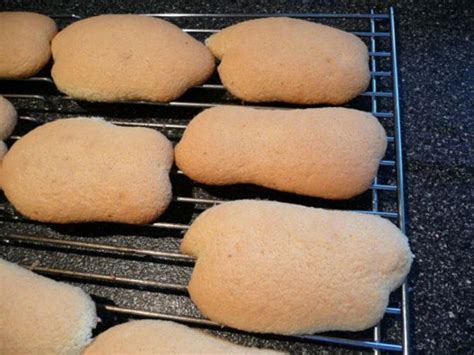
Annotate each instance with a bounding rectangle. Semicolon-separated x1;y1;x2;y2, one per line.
370;10;382;355
389;7;411;355
0;7;409;353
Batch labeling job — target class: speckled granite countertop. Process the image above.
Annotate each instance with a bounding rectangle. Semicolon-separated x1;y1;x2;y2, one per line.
1;0;472;353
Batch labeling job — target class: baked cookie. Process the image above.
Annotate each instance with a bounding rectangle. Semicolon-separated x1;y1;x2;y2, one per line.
0;12;57;79
207;17;370;104
0;96;17;140
84;320;281;354
0;258;97;355
175;106;386;199
52;15;215;102
181;200;413;335
1;117;173;224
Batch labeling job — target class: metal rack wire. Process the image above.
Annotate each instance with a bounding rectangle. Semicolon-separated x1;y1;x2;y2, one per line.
0;6;411;354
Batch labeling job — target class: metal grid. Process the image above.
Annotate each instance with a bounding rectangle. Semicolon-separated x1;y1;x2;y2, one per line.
0;6;410;354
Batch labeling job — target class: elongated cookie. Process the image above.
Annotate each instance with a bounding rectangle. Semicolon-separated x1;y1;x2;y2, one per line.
175;106;387;199
51;15;215;102
0;12;57;79
1;117;173;224
0;258;97;355
207;17;370;104
181;200;413;335
84;320;282;354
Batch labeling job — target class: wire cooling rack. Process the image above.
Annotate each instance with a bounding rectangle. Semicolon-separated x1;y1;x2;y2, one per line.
0;6;411;354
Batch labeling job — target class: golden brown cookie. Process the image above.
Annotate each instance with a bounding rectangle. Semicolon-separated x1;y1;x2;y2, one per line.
0;12;57;79
2;117;173;224
181;200;413;335
207;17;370;104
0;258;97;355
51;15;215;102
0;96;17;140
84;320;282;354
175;106;386;199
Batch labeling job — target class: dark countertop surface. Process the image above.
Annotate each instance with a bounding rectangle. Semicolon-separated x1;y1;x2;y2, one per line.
1;0;472;353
